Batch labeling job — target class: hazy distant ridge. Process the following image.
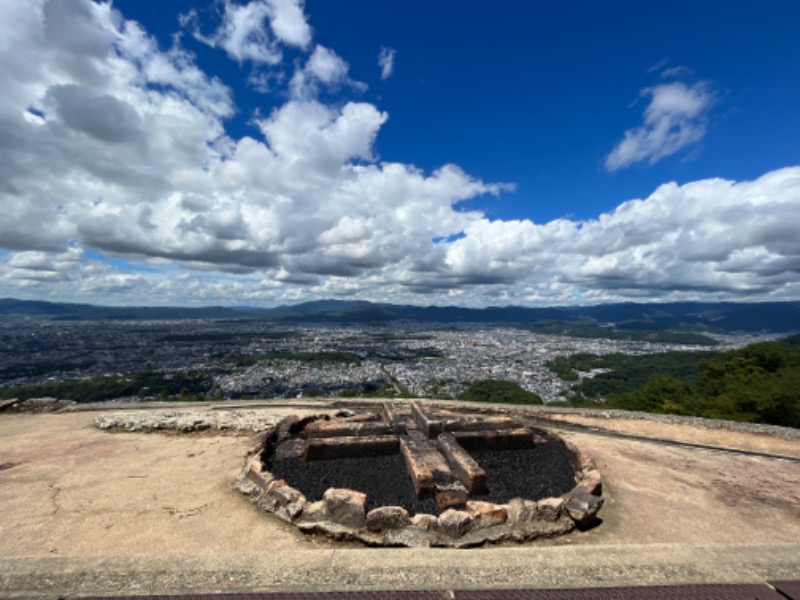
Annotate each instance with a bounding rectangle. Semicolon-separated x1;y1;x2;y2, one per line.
2;298;799;334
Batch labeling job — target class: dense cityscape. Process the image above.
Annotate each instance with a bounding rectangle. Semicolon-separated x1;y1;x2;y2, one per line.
0;319;777;404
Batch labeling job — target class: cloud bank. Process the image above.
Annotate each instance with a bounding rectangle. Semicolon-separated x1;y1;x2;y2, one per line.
0;0;798;307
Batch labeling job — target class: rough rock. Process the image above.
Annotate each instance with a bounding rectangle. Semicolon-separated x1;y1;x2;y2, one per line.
384;526;438;548
506;497;538;525
366;506;411;532
577;469;603;496
514;514;576;541
297;520;364;542
255;491;278;512
278;500;306;522
268;484;306;522
267;478;287;492
248;468;273;490
323;488;366;528
296;521;383;546
438;509;472;538
231;475;260;498
536;497;564;522
244;455;273;490
564;491;604;527
451;524;519;548
299;500;327;523
435;489;469;510
271;483;303;505
410;513;438;532
466;500;507;528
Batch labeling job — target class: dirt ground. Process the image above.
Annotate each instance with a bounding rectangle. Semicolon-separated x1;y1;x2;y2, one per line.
0;411;325;557
1;407;799;558
539;412;800;458
552;430;800;547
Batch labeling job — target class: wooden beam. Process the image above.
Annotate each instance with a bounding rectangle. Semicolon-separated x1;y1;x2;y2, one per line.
338;412;382;423
410;400;442;438
381;402;407;434
452;427;535;450
305;420;396;438
441;416;519;433
274;438;308;461
399;433;436;497
306;435;399;460
436;432;487;494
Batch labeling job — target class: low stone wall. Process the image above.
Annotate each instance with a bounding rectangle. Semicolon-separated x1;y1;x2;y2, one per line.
95;410;282;433
1;397;77;413
233;422;603;548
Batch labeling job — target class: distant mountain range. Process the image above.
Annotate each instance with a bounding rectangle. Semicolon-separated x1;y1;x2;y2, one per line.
2;298;799;335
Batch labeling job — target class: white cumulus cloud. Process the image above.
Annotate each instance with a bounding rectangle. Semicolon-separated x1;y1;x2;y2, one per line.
290;45;367;99
605;81;716;171
264;0;312;48
185;0;311;65
437;167;800;303
0;1;798;308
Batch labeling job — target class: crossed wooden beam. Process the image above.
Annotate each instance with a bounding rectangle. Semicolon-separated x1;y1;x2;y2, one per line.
294;401;535;509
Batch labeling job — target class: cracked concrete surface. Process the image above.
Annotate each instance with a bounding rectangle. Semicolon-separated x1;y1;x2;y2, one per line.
0;403;798;595
0;410;333;558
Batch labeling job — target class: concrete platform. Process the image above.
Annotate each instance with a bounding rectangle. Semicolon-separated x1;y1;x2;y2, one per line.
1;402;798;597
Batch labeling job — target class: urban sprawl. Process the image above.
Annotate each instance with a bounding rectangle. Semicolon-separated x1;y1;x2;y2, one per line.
0;320;775;404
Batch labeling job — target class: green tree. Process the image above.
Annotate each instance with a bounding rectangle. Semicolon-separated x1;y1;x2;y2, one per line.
458;379;543;405
608;374;699;414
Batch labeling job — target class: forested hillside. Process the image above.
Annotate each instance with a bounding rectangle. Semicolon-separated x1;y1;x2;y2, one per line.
550;334;800;428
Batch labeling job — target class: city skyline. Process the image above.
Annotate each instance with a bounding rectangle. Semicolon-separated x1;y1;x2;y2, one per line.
1;1;798;307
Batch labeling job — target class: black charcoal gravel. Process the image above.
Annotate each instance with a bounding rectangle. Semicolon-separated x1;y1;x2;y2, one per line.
268;434;576;514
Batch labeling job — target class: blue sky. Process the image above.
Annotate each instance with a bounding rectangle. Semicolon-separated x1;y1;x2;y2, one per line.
0;0;798;306
115;0;800;222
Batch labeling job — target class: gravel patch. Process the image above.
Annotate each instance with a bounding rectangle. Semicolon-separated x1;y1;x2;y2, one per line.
271;453;440;514
469;438;577;506
267;432;577;515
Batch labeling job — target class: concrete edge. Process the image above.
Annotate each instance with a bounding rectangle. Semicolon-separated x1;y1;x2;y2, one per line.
1;544;798;597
